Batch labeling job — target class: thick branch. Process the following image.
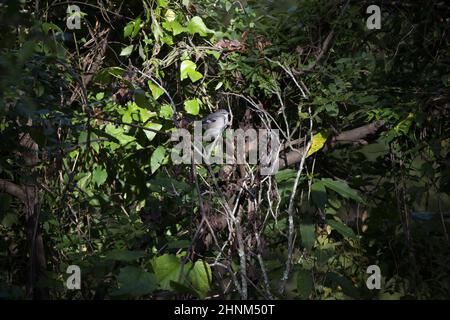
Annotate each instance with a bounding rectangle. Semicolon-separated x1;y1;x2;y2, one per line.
279;121;385;170
331;120;385;146
0;179;26;203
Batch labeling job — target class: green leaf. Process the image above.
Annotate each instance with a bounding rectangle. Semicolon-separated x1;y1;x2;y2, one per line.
111;266;157;297
321;178;363;202
148;81;164;100
1;213;19;228
299;222;315;250
105;124;136;146
326;219;356;239
207;50;221;60
144;122;163;142
159;104;174;119
105;249;145;262
311;181;327;210
167;240;191;249
158;0;168;7
152;254;181;290
132;17;141;38
92;167;107;186
187;16;212;36
184;99;201;115
180;60;203;83
170;21;185;36
274;169;297;183
124;22;134;38
42;22;63;34
120;45;134;56
95;92;105;100
151;146;166;173
187;260;211;297
76;172;92;191
326;272;359;297
297;269;313;299
134;91;151;109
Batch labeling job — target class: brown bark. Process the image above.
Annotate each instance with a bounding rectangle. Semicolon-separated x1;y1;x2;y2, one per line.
278;121;386;170
0;130;48;299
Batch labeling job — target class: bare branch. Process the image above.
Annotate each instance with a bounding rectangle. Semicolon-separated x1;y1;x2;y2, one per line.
0;179;26;203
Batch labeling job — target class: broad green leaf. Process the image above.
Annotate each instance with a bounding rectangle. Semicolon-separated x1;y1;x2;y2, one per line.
311;181;327;210
321;178;363;202
132;17;141;38
297;269;313;299
187;16;211;36
170;21;185;36
105;124;136;146
184;99;200;115
151;146;166;173
170;280;200;296
274;169;297;183
124;22;134;38
120;45;134;56
1;213;19;228
326;219;356;239
299;222;315;250
152;254;181;290
158;0;168;7
148;81;164;100
144;122;163;141
187;260;212;297
105;249;145;262
111;266;157;297
225;1;232;12
159;104;173;119
76;172;91;191
95;92;105;100
207;50;221;60
161;35;174;45
92;167;107;186
307;130;330;157
134;91;151;109
180;60;203;83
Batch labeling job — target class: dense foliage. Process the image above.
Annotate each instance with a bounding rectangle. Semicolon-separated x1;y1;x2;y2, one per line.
0;0;449;299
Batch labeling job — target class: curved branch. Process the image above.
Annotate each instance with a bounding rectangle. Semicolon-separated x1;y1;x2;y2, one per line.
0;179;25;203
279;120;386;170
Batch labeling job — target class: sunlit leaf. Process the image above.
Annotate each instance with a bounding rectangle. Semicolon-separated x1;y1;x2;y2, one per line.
180;60;203;83
187;16;212;36
148;81;164;100
120;45;134;56
184;99;200;115
151;146;166;173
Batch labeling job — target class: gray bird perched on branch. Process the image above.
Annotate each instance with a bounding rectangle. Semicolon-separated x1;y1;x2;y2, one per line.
202;109;229;141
